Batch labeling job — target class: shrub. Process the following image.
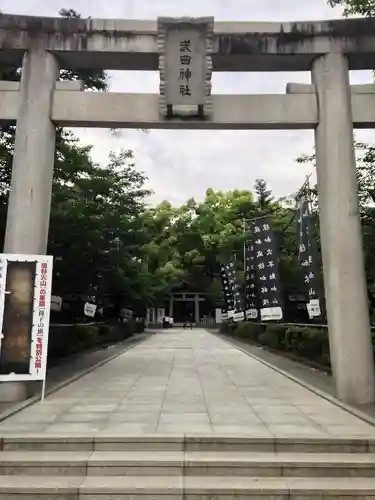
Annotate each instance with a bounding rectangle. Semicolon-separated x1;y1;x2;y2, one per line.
219;322;230;333
123;319;136;337
220;322;238;335
282;326;330;366
295;327;322;359
218;320;331;368
135;318;145;333
70;324;100;352
283;326;319;358
284;326;304;352
48;318;143;363
99;323;124;343
234;321;265;341
98;319;139;343
258;324;286;350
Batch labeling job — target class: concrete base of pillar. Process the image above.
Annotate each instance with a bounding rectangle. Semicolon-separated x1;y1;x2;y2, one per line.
0;382;38;403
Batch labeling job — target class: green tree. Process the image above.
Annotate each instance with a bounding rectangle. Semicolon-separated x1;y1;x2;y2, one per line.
50;143;151;299
328;0;375;16
141;184;307;313
254;179;273;211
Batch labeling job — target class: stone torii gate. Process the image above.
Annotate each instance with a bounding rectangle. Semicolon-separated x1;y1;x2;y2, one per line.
0;14;375;404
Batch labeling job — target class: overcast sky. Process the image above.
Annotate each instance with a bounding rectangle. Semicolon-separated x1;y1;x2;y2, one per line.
1;0;373;205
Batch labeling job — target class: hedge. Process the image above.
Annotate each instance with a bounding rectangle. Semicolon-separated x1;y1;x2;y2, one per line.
48;318;145;361
220;321;331;368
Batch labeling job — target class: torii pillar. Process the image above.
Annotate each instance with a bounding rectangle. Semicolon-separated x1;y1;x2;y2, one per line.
0;48;58;403
312;52;375;404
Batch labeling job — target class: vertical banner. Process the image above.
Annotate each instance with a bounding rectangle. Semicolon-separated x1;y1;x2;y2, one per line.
220;263;235;319
0;254;53;382
297;197;322;319
244;239;258;320
227;262;244;322
252;218;283;321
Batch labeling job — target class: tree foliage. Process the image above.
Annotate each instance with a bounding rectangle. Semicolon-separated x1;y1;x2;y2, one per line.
138;183;303;313
328;0;375;16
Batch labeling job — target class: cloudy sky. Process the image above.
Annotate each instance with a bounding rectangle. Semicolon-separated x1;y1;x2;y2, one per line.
1;0;373;205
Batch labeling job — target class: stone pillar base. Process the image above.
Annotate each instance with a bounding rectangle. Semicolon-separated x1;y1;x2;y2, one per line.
0;381;40;404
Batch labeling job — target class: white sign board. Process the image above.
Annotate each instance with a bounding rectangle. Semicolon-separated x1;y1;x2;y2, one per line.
215;308;223;323
261;306;283;322
0;254;53;382
233;311;245;323
221;311;229;321
246;308;258;320
84;302;97;318
307;299;321;319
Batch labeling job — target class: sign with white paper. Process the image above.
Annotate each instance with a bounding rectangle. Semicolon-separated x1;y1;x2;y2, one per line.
0;254;53;382
84;302;97;318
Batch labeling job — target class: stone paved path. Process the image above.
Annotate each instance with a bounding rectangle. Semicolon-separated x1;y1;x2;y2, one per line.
0;328;375;438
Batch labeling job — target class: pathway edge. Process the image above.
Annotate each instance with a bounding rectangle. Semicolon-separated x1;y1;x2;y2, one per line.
211;330;375;429
0;333;152;423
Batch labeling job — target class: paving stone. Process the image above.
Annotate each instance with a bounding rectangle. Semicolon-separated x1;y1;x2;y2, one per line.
44;424;103;434
267;425;329;438
209;412;264;425
157;423;213;434
158;413;210;424
1;328;375;441
68;404;119;413
107;412;159;423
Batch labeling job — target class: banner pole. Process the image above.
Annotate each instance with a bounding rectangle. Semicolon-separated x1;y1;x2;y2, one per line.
41;377;46;403
243;219;247;320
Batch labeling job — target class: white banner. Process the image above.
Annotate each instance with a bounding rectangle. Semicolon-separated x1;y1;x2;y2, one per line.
260;306;283;322
245;308;258;320
221;311;229;321
307;299;321;319
0;254;53;382
233;311;245;322
215;308;223;323
84;302;97;318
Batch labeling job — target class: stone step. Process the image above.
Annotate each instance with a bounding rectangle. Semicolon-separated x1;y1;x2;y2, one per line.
1;450;375;477
184;451;375;477
2;434;375;452
2;475;375;498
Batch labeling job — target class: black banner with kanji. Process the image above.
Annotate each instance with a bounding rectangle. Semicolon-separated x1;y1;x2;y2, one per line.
244;238;258;320
227;261;244;321
220;263;235;314
252;217;283;321
297;197;322;319
220;262;243;321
